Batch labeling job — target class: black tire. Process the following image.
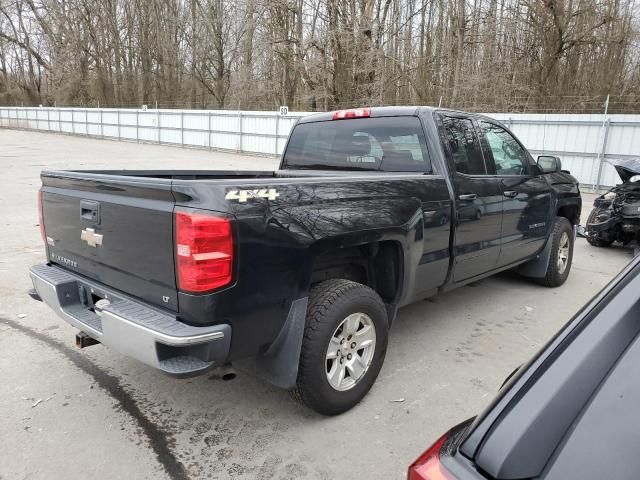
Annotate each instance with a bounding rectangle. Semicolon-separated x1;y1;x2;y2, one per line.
290;279;388;415
537;217;574;287
585;208;614;247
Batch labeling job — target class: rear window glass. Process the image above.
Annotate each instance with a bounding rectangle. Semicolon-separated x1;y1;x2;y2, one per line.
282;117;431;172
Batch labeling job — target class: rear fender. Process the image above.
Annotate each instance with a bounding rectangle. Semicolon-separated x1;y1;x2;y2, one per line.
300;208;423;307
237;200;423;387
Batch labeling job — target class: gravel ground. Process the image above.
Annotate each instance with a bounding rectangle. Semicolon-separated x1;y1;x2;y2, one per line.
0;129;634;480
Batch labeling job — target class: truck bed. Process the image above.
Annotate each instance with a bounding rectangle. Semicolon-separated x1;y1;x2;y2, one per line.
40;167;444;315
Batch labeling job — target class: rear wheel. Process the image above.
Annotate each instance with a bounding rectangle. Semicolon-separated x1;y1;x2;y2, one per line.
291;279;388;415
537;217;574;287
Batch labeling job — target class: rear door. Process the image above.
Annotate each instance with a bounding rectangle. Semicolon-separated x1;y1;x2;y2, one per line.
41;172;178;311
476;119;553;266
437;114;504;282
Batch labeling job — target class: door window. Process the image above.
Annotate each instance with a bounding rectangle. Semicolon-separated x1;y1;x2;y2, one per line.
439;116;487;175
479;121;529;175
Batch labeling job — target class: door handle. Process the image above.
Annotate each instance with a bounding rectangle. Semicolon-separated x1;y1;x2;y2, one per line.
503;190;518;198
80;199;101;224
458;194;477;201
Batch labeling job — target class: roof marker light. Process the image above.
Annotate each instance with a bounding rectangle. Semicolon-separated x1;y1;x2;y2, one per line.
332;108;371;120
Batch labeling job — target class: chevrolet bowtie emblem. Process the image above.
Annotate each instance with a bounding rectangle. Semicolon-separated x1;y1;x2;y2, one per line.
81;227;103;247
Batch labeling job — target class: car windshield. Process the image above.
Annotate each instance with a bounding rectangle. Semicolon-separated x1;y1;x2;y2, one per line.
282;116;432;172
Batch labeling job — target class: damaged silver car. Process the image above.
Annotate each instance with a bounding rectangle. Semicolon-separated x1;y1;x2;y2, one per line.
585;158;640;247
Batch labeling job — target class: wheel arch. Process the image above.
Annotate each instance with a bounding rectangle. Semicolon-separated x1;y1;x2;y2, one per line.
306;239;405;319
556;202;581;226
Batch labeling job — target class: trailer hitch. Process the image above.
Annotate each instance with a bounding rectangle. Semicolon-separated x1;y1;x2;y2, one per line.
76;331;100;348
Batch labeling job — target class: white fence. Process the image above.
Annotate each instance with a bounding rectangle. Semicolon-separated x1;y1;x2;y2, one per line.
1;106;638;188
488;113;639;189
0;107;302;157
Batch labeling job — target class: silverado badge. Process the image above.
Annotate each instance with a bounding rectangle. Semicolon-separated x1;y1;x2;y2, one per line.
81;227;104;247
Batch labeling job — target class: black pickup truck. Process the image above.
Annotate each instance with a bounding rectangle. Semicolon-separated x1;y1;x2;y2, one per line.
31;107;581;415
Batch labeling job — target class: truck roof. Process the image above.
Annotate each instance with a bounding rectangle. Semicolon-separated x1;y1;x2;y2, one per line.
297;106;422;123
296;106;500;125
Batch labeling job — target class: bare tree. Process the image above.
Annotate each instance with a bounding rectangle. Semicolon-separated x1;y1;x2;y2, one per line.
0;0;637;112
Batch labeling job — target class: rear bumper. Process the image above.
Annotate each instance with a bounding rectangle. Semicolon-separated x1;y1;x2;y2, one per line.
29;264;231;377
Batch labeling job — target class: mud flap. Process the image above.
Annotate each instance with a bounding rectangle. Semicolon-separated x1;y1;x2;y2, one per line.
517;225;576;278
234;297;309;390
516;237;555;279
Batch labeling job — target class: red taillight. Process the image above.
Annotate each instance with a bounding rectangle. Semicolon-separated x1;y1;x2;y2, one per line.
332;108;371;120
408;432;456;480
38;189;46;243
175;211;233;293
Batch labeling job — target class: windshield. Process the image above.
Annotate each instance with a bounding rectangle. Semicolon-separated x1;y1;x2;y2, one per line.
282;116;432;172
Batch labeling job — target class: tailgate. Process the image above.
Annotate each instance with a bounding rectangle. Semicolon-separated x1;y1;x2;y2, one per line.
41;172;178;311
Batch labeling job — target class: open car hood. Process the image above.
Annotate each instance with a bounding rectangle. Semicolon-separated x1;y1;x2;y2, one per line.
607;158;640;183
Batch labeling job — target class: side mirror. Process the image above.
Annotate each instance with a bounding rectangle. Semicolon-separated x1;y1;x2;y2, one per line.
537;155;561;174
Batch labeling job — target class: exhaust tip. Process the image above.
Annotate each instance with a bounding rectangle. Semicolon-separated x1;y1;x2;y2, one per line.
208;364;237;381
220;363;236;381
221;371;237;381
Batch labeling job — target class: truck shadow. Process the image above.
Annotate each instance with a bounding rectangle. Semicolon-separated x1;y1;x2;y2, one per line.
9;241;632;480
94;268;586;479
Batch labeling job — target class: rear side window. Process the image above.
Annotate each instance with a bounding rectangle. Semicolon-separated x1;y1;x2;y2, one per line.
438;116;487;175
282;117;431;172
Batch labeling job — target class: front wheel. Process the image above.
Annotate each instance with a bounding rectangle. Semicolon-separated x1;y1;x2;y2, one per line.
291;279;389;415
537;217;574;287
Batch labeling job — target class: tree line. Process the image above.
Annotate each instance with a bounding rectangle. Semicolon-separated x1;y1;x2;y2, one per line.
0;0;638;113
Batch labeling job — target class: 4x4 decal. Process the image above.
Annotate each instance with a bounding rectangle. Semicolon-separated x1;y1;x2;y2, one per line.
225;188;280;203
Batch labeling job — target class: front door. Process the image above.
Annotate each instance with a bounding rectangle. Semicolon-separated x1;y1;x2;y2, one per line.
477;120;553;267
437;114;504;282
